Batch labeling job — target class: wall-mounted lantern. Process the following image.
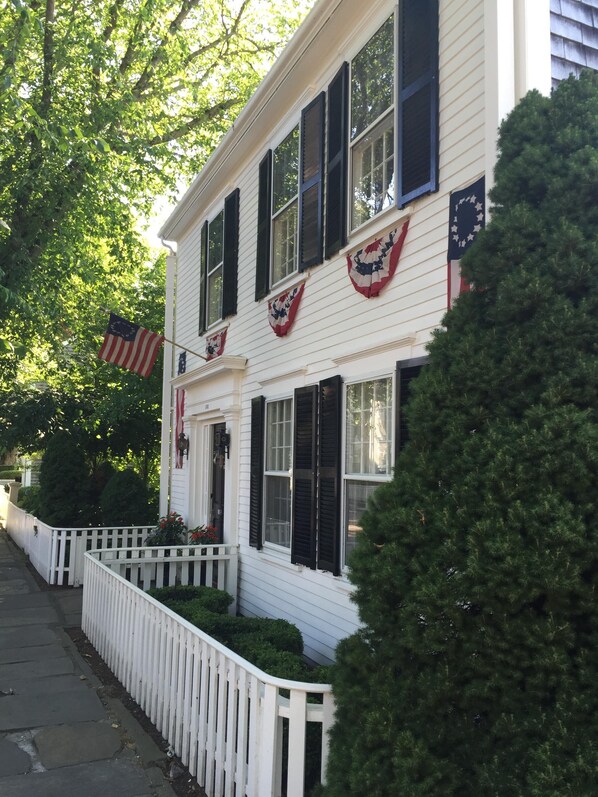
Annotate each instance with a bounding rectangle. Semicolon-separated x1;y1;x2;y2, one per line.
177;432;190;460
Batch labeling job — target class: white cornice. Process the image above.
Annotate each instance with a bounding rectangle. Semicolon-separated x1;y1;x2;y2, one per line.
172;355;248;389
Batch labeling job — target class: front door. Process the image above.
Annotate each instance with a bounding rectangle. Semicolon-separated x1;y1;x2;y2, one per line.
210;423;226;543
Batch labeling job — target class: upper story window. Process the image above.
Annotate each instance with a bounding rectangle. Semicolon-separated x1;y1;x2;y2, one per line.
255;0;439;300
272;128;299;286
207;210;224;328
350;15;395;231
198;188;239;336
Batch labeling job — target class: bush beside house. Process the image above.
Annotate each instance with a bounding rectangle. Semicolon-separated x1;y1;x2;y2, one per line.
324;73;598;795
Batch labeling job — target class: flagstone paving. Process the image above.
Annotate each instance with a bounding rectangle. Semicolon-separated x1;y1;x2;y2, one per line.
0;529;176;797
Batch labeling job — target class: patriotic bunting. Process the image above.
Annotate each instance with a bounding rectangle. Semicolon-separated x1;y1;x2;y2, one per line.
268;283;305;337
346;220;410;298
206;328;228;360
174;352;186;469
98;313;164;378
447;176;485;308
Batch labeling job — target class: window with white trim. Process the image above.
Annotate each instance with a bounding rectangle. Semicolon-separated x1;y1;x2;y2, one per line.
272;128;299;286
206;210;224;328
350;14;395;231
343;376;393;565
264;398;293;548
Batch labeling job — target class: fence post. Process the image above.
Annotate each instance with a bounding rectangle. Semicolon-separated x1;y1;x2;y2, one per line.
226;546;239;615
257;683;279;797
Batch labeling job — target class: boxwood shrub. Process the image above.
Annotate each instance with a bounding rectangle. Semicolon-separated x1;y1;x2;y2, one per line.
148;585;327;683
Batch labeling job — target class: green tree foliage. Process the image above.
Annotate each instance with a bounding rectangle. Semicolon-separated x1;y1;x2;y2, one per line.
324;72;598;796
0;0;313;365
38;430;92;525
99;467;154;526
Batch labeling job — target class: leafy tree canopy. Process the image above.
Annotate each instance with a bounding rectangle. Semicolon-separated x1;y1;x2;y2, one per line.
0;0;314;365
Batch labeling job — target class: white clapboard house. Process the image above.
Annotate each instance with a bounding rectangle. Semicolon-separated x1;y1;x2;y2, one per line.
158;0;598;664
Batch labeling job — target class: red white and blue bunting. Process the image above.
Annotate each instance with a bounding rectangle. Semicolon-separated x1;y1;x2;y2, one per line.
268;282;305;337
346;219;410;298
205;327;228;360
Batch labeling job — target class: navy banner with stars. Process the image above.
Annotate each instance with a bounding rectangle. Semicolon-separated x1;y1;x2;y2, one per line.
447;176;485;308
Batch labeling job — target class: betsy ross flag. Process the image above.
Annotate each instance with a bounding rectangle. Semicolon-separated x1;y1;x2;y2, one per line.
447;176;485;308
98;313;164;378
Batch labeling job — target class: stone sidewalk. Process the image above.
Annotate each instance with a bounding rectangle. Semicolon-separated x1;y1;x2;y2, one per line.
0;529;177;797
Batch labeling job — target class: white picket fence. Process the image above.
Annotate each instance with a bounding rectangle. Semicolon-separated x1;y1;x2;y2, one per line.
4;498;151;586
83;546;334;797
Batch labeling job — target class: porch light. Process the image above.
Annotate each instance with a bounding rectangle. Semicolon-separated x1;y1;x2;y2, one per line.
177;432;190;459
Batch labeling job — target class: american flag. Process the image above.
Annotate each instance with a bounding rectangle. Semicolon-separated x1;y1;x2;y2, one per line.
447;176;485;308
98;313;164;378
175;352;186;469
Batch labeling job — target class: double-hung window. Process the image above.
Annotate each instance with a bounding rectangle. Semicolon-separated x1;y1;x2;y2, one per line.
256;1;438;292
272;128;299;286
264;398;293;548
350;15;395;231
250;362;423;572
255;96;326;301
343;377;393;565
198;188;240;335
207;210;224;328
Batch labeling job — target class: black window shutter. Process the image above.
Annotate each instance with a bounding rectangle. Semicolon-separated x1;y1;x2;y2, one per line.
317;375;342;575
397;0;439;207
255;150;272;301
198;220;208;335
325;62;348;259
395;357;427;455
249;396;265;549
291;385;317;568
222;188;239;318
299;93;325;271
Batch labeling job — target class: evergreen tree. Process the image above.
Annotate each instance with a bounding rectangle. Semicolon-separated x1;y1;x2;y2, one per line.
324;72;598;796
38;431;91;526
100;468;154;526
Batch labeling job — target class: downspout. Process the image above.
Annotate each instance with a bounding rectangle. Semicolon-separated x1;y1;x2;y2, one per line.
159;242;177;516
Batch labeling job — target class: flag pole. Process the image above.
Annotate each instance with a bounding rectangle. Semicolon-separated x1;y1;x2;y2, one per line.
100;307;208;362
163;336;208;362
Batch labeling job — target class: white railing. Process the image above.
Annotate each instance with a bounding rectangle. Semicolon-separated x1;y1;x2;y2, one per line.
0;484;9;524
4;498;152;586
82;547;333;797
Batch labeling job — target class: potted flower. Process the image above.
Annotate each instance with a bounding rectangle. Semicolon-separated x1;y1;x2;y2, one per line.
188;524;219;546
145;511;187;546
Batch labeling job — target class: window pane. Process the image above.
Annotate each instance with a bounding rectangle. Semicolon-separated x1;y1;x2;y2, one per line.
207;267;222;327
273;128;299;213
272;201;298;284
352;114;395;229
345;378;392;475
344;481;377;565
208;211;223;271
351;15;394;140
266;399;292;472
265;475;291;547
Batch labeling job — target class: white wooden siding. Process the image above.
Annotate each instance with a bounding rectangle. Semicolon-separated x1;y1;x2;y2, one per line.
166;0;488;663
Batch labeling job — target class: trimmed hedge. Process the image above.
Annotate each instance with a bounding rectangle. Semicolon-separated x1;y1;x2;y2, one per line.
149;585;329;683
